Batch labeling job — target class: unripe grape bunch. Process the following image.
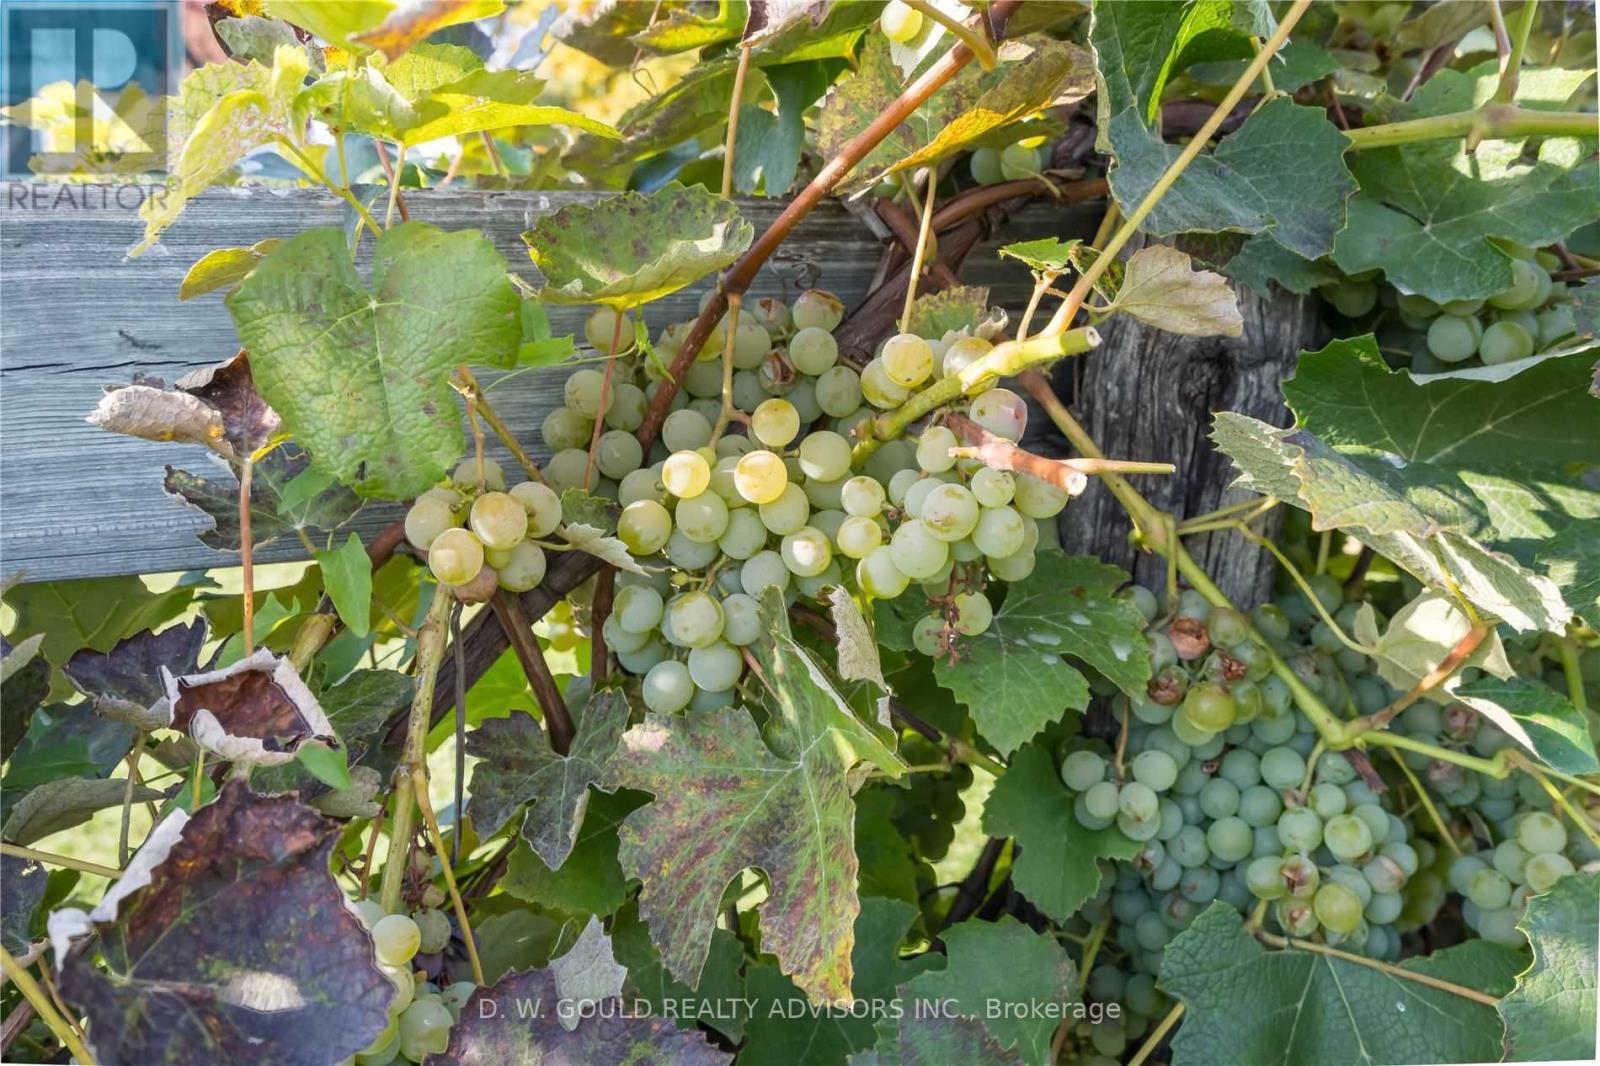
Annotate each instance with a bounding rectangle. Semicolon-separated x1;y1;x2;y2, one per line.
345;896;473;1064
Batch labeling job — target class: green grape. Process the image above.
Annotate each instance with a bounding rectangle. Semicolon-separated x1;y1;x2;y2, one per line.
942;335;993;379
758;483;810;535
916;425;959;474
987;546;1036;581
543;448;590;493
405;496;459;551
1131;750;1179;792
889;519;950;580
751;398;800;447
968;387;1027;441
1488;257;1545;310
857;545;910;598
494;541;547;592
1207;816;1254;863
1238;787;1281;830
668;590;724;648
1275;898;1319;937
428;528;485;586
618;500;672;556
861;358;910;409
1352;803;1390;846
799;431;852;482
969;147;1004;185
902;477;939;519
921;483;981;542
1517;811;1568;854
733;320;772;368
792;289;845;332
350;898;385;930
604;616;650;654
841;475;886;517
510;481;563;537
1199;777;1240;820
604;381;647;432
880;0;923;41
781;526;833;577
594;430;642;481
1181;681;1237;733
1084;780;1121;822
1326;279;1377;317
662;408;713;452
1119;782;1160;822
735;450;789;505
969;466;1015;508
789;326;839;375
1324;813;1374;861
721;592;762;645
836;515;884;559
1467;867;1513;909
999;141;1042;180
584;307;634;352
717;506;768;560
1396;292;1439;318
614;584;665;634
1426;314;1479;362
453;455;506;492
1013;472;1071;519
1538;305;1576;345
741;550;792;598
1523;851;1576;894
1246;855;1287;899
810;508;846;543
1313;882;1364;934
617;637;669;674
688;642;743;691
1260;747;1306;790
465;491;526;551
662;450;711;499
882;332;935;388
372;913;422;966
675;492;730;543
414;908;451;955
1307;781;1347;819
814;365;863;417
951;591;993;636
1478;320;1534;365
643;660;694;712
1060;750;1107;791
1277;806;1323;851
563;368;612;419
972;505;1025;558
912;613;946;656
357;1014;401;1061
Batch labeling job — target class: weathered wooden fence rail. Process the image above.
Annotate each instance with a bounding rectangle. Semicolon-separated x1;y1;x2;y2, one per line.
1;184;1095;583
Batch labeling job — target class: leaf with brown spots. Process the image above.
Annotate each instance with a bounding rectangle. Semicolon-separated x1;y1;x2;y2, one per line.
52;782;393;1066
602;590;899;1004
435;966;732;1065
162;648;335;766
522;183;753;309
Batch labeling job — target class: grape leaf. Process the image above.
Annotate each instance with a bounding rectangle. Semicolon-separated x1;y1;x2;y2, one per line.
214;15;306;66
134;46;307;256
1106;98;1354;259
1536;520;1600;629
733;61;835;197
1500;871;1599;1062
1;576;195;678
163;649;335;767
1;637;50;762
252;668;412;797
982;744;1139;922
179;239;282;300
163;447;364;553
397;67;620;146
612;897;749;1042
1333;67;1600;301
554;0;690;65
1;855;46;953
740;897;941;1064
466;689;629;868
1107;244;1243;337
500;789;642;917
295;66;417;139
602;590;898;1003
549;916;628;1032
227;221;521;499
905;285;1002;341
523;183;753;309
2;777;162;845
63;621;207;731
1;704;136;793
631;0;746;55
1161;903;1524;1066
827;586;887;690
886;36;1094;178
435;966;733;1065
932;552;1151;756
855;1010;1026;1065
1354;592;1513;707
1225;234;1340;296
899;915;1075;1065
53;783;392;1066
314;533;372;638
1454;677;1599;776
350;0;505;59
473;908;567;987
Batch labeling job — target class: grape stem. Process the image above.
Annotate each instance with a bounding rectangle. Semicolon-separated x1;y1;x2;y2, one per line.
1174;497;1278;535
0;843;120;880
0;947;94;1066
1505;750;1600;849
1491;0;1539;107
1254;931;1500;1005
455;368;543;482
1225;521;1377;656
710;292;747;444
1127;1003;1185;1066
488;591;576;755
239;456;255;655
720;42;753;199
1358;622;1490;731
272;135;381;236
1342;105;1594;150
899;168;940;333
947;414;1173;483
1558;638;1588;716
1382;747;1463;856
378;587;455;914
903;0;998;70
410;768;487;986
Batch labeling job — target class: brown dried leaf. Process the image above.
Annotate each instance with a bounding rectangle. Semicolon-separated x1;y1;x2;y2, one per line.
163;649;334;765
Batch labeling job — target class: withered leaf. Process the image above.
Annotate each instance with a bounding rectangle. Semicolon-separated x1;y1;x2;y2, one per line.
63;620;207;731
163;649;335;766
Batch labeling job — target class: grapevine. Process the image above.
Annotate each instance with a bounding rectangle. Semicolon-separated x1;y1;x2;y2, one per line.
0;3;1596;1066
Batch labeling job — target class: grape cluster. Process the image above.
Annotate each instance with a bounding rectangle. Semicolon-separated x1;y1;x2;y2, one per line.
528;289;1068;714
1321;243;1579;373
969;135;1050;186
348;897;472;1063
404;457;562;601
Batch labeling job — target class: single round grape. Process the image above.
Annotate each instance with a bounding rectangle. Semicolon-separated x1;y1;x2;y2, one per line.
968;146;1004;185
911;613;945;656
1326;279;1377;317
398;998;453;1061
814;365;863;417
414;908;452;955
1537;304;1576;345
675;492;730;543
836;515;884;559
1182;681;1237;733
584;307;634;352
969;466;1015;508
1313;882;1364;934
735;450;789;504
879;0;923;41
1517;811;1567;854
604;615;650;654
741;549;791;598
1207;816;1254;863
428;528;485;586
889;519;951;580
642;660;695;713
1260;747;1307;791
715;506;767;560
942;336;993;379
1524;851;1576;894
915;425;958;474
810;508;846;543
951;591;993;636
1246;855;1287;899
688;642;743;691
1426;314;1480;362
902;477;939;519
405;496;460;551
881;332;934;388
1324;813;1374;861
999;141;1042;181
789;326;839;375
592;430;641;481
799;431;852;482
543;448;591;494
1238;785;1283;828
732;319;772;369
1083;780;1121;822
662;450;711;500
1468;866;1514;909
968;388;1027;441
861;358;910;409
1118;781;1160;823
1132;750;1179;792
721;592;762;645
453;455;506;492
758;483;810;536
1489;257;1545;309
1351;802;1390;846
350;898;385;930
972;505;1025;558
781;526;833;577
921;483;981;542
1277;807;1324;852
667;590;724;648
1013;472;1071;519
1060;750;1107;791
604;381;647;432
986;546;1036;582
510;480;563;537
468;491;528;551
662;408;713;453
372;913;422;966
563;368;612;419
857;545;910;598
618;500;672;556
792;289;844;332
1198;777;1240;820
840;475;886;517
494;540;547;592
751;398;800;448
1479;319;1534;365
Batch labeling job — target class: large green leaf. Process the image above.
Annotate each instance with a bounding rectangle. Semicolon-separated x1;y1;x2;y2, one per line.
612;898;748;1043
2;576;195;677
899;916;1075;1066
932;552;1151;756
523;184;753;309
1500;872;1599;1062
982;744;1139;922
1454;677;1598;776
466;689;629;869
227;222;521;499
601;591;898;1003
1161;903;1524;1066
1333;66;1600;302
500;790;643;918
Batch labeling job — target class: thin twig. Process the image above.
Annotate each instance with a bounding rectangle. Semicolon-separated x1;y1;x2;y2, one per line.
900;169;940;333
940;837;1006;931
1383;747;1462;856
488;591;575;754
456;368;543;482
722;43;753;198
945;412;1173;491
591;567;615;686
1361;623;1490;731
0;947;94;1065
375;140;410;224
1128;1003;1184;1066
1256;931;1500;1004
240;456;255;655
411;770;486;986
0;843;120;880
357;804;385;900
451;602;466;866
585;311;627;489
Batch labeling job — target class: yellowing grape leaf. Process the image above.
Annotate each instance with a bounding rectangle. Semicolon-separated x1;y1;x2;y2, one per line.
227;222;521;498
601;590;899;1003
1107;244;1243;337
523;183;752;309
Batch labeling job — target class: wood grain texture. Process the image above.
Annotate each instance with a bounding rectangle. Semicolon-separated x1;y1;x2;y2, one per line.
1;184;1091;583
1037;244;1326;606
